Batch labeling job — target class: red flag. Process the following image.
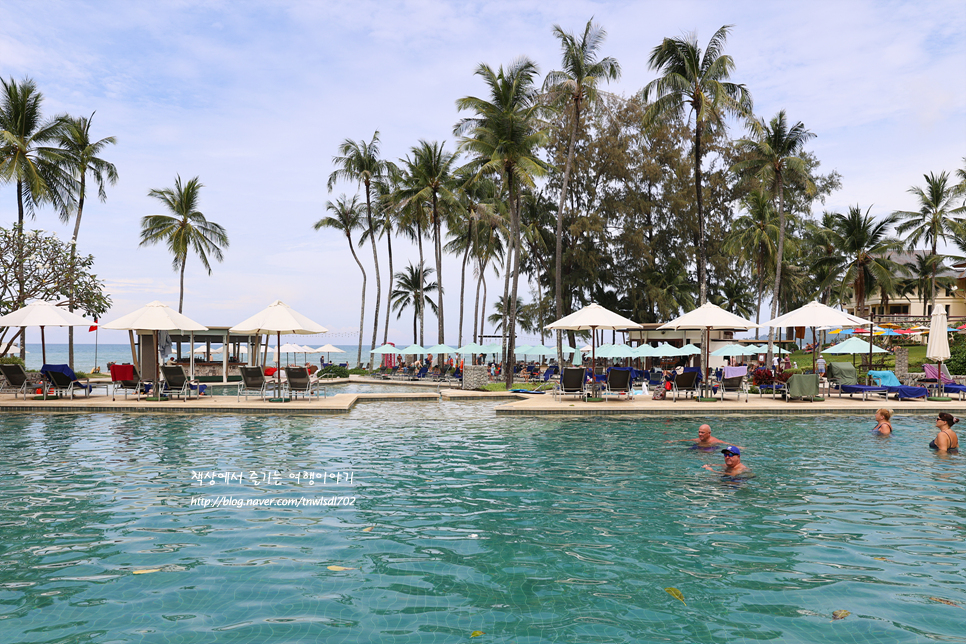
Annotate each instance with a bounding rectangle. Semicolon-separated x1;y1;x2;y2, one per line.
89;318;98;332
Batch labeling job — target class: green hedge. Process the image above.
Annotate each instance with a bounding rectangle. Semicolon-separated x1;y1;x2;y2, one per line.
0;356;25;367
319;365;349;378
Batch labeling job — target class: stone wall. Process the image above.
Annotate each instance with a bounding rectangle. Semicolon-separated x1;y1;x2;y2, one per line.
462;365;488;390
895;346;908;383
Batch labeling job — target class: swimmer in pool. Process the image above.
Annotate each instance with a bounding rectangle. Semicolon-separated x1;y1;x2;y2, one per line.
703;446;753;478
872;408;893;435
930;412;959;453
665;424;740;449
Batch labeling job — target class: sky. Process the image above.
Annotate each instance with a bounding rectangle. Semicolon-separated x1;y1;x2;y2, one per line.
1;0;964;348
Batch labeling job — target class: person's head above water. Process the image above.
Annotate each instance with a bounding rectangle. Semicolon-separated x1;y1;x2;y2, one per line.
697;424;712;440
721;446;740;458
937;412;959;428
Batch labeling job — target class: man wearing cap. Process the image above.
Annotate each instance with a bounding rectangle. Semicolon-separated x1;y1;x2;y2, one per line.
666;424;740;450
703;446;752;478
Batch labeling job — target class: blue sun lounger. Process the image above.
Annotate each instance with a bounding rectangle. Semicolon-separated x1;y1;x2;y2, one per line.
826;363;888;400
867;370;929;400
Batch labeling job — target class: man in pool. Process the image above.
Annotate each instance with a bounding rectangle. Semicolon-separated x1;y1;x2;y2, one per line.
665;424;740;450
703;446;753;478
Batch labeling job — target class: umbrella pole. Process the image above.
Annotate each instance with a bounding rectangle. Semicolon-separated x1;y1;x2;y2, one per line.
40;326;46;365
276;331;281;399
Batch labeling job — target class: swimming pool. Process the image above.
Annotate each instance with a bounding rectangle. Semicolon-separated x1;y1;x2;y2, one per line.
0;404;963;642
206;381;452;395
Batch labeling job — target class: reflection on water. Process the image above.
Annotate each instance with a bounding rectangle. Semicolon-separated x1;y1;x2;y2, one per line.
0;406;963;643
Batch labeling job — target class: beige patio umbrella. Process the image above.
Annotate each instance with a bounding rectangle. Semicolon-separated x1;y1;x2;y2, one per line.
659;303;759;397
546;303;643;393
763;301;874;374
103;301;208;398
927;306;951;392
0;300;93;366
230;300;328;399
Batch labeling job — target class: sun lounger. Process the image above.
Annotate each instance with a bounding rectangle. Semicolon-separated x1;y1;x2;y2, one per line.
672;370;700;401
826;362;887;400
785;373;821;401
161;365;206;400
0;363;31;399
109;363;149;400
541;365;558;382
238;366;271;401
921;364;966;399
602;367;633;400
284;367;323;400
867;370;929;400
40;364;94;399
553;366;587;401
717;366;748;402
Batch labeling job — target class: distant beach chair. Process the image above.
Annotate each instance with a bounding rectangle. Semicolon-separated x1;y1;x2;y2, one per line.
0;363;31;400
922;364;966;399
238;366;271;401
602;367;633;400
40;364;93;399
284;367;323;400
109;363;149;401
161;365;206;400
826;363;887;400
718;366;749;402
541;365;558;382
671;370;699;401
785;373;821;402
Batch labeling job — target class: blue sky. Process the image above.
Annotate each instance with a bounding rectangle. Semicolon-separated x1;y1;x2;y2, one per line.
2;0;964;347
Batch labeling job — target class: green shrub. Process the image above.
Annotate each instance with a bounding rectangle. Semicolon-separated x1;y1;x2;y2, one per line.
0;356;25;367
319;365;349;378
347;368;368;375
945;335;966;375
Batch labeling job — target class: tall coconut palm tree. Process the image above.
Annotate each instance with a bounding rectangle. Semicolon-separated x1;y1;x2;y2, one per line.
139;175;229;313
396;185;430;346
57;112;117;369
723;189;779;337
327;132;386;353
731;110;815;362
642;25;752;305
544;18;621;366
315;195;366;368
893;171;965;307
0;77;73;360
813;205;901;318
0;77;72;225
456;57;548;386
370;163;401;345
396;140;459;357
390;262;439;344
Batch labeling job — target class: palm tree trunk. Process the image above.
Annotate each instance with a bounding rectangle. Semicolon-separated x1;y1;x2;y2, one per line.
383;229;394;344
67;172;87;370
347;236;367;368
458;246;469;347
364;181;381;352
500;231;512;365
931;237;938;308
694;124;707;305
767;178;786;367
555;100;580;369
480;269;488;348
755;253;764;340
16;180;26;362
433;194;444;362
473;259;482;344
505;190;521;388
417;227;425;346
179;259;186;313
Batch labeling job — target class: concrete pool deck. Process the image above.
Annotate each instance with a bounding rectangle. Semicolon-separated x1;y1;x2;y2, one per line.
2;378;965;416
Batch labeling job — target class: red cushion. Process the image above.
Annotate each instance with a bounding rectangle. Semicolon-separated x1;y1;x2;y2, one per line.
111;364;134;381
264;367;277;376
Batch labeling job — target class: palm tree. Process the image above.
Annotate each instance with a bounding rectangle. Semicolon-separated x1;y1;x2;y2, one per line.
390;262;439;343
712;278;755;320
456;57;548;386
487;295;525;332
545;18;621;365
396;187;430;345
893;171;965;307
723;190;779;336
813;205;901;318
0;77;72;360
642;25;752;305
396;140;459;356
57;112;117;369
139;175;229;313
732;110;815;362
314;195;366;368
906;252;954;312
370;163;401;345
0;77;72;225
328;132;386;353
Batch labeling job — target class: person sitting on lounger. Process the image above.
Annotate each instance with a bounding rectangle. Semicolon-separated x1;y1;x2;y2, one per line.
930;412;959;453
873;408;893;435
666;424;740;450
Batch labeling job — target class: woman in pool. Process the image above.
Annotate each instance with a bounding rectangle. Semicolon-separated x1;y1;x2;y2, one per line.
930;412;959;453
873;408;893;435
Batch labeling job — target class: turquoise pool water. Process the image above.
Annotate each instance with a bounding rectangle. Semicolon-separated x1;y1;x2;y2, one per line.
207;382;449;396
0;405;963;642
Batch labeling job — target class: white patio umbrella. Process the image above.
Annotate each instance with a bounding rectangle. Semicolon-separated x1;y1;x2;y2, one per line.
710;344;755;357
763;301;874;372
230;300;328;398
659;302;759;397
0;300;92;365
927;306;951;391
103;301;208;398
317;343;346;364
546;304;642;386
